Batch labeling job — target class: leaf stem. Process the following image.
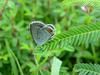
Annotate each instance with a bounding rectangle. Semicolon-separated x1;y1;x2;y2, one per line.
91;44;97;63
5;39;24;75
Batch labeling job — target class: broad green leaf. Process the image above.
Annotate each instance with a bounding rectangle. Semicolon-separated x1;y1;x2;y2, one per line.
51;57;62;75
5;40;19;75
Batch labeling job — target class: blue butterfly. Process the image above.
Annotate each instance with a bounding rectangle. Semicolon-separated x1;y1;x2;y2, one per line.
30;21;55;45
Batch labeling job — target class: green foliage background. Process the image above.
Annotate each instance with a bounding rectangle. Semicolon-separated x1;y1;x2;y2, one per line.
0;0;100;75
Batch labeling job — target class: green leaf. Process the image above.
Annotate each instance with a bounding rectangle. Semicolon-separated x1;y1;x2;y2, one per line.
64;45;75;52
0;0;5;9
0;72;2;75
5;39;24;75
62;0;100;8
5;39;19;75
0;62;3;68
74;63;100;75
51;57;62;75
37;22;100;51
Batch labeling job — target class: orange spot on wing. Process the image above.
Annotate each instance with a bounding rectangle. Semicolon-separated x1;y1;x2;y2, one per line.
47;28;53;33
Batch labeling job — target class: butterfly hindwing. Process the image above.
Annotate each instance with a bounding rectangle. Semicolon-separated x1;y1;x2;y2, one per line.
37;27;52;45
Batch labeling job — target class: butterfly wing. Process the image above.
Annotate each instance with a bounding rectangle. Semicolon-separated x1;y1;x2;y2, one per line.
46;24;55;38
37;27;52;45
30;21;45;45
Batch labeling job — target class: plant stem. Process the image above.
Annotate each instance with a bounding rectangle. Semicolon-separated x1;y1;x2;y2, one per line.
5;39;24;75
91;44;97;63
34;55;43;75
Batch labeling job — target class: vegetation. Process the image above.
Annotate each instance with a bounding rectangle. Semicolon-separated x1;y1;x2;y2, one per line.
0;0;100;75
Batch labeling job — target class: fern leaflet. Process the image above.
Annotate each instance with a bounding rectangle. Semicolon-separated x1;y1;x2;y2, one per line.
37;22;100;51
73;63;100;75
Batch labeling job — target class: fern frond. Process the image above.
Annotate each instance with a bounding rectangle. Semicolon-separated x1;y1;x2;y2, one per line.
73;63;100;75
37;22;100;51
62;0;100;8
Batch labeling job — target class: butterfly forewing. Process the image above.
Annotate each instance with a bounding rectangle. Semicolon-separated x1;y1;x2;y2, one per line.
30;21;45;45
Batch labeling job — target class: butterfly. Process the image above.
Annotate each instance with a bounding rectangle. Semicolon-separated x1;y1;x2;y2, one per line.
30;21;55;45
